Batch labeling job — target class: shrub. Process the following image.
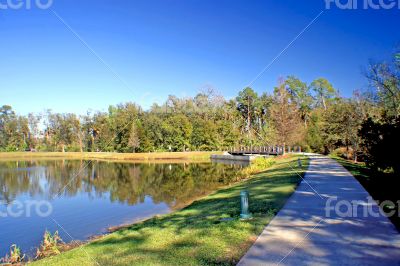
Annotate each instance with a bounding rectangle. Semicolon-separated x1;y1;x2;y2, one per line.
35;231;63;259
239;157;275;178
332;147;353;160
359;117;400;173
0;244;25;264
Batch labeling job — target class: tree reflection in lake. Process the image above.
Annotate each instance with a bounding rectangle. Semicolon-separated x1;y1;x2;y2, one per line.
0;160;244;256
0;160;243;209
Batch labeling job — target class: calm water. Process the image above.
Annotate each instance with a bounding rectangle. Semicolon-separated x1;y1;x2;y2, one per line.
0;159;244;257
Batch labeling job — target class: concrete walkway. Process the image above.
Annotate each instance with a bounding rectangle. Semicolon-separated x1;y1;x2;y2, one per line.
238;155;400;266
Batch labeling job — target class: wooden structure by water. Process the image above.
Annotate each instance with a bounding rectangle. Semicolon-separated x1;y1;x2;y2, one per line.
227;146;302;156
211;146;302;163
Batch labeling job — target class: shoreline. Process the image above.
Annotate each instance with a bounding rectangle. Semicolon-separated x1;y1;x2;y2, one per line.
0;151;220;162
31;155;310;265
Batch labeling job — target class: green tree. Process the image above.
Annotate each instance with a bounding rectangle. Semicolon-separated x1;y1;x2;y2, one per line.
310;78;338;110
191;119;217;151
0;105;30;151
285;76;313;126
236;87;259;135
161;114;193;151
320;99;363;156
306;109;324;152
128;120;141;153
46;113;82;152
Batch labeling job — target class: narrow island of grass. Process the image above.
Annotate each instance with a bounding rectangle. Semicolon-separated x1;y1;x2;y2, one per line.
32;155;309;266
331;156;399;230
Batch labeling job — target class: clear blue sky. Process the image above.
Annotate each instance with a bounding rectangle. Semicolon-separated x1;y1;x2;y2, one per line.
1;0;399;115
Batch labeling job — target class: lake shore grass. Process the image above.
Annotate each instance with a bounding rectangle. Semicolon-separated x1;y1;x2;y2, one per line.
32;155;309;266
0;151;219;162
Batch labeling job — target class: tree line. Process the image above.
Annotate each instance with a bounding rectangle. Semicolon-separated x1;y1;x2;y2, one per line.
1;51;399;173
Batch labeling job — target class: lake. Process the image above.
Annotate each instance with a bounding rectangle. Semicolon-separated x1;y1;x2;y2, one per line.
0;159;245;257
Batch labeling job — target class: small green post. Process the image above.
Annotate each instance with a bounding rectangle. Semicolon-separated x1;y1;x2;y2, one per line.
240;191;252;219
298;158;302;167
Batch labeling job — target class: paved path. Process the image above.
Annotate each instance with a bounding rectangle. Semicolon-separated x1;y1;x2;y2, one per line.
238;155;400;266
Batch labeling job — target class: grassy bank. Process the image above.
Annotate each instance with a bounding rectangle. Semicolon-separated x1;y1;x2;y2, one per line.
0;151;219;162
32;155;309;266
332;156;400;230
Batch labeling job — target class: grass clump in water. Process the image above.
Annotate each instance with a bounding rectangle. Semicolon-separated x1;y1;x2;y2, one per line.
35;231;63;259
0;244;25;265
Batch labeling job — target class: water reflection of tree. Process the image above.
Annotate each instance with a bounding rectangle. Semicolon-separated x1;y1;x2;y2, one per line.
0;161;242;208
0;161;44;204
